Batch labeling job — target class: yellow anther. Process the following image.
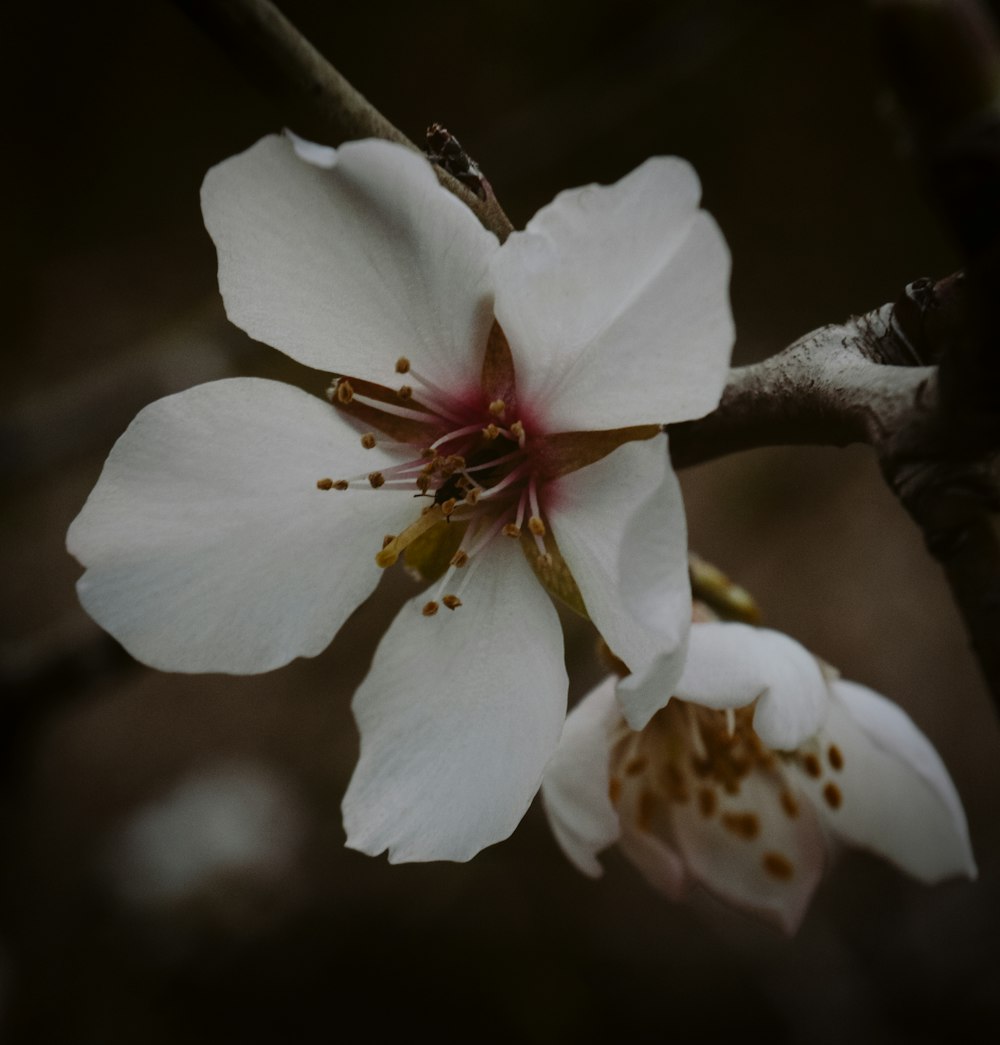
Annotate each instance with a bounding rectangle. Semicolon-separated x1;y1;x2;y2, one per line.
440;497;458;517
333;479;350;491
395;356;411;374
464;488;481;505
489;399;506;416
482;423;500;440
442;594;462;610
416;475;431;493
361;433;377;449
398;385;413;400
450;550;469;567
368;471;385;489
510;420;525;441
316;478;334;490
503;523;521;538
335;379;354;404
422;601;439;617
528;516;546;537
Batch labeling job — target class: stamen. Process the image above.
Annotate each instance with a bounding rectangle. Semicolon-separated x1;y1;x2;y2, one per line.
482;423;500;440
430;423;486;451
376;507;444;567
762;852;795;881
686;705;709;762
526;478;549;559
463;450;522;475
316;478;334;490
360;433;377;449
440;497;458;517
474;461;531;502
503;523;521;538
368;472;386;489
335;379;354;404
510;420;525;446
398;385;413;400
822;782;843;810
489;399;506;416
422;601;439;617
442;594;462;610
395;357;410;374
398;363;470;421
333;480;350;490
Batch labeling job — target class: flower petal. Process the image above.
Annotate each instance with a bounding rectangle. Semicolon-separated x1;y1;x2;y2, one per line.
492;156;734;431
547;433;691;729
668;764;827;935
791;680;977;883
655;622;829;749
67;378;418;673
202;135;497;397
541;677;622;877
617;824;689;902
342;535;567;863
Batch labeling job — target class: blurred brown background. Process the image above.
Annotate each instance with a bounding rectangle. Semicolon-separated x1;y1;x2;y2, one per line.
2;0;998;1041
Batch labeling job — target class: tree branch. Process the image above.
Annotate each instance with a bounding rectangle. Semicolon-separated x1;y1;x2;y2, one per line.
670;271;1000;714
171;0;513;241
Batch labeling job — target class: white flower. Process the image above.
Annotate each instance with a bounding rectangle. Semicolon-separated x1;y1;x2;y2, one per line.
67;134;734;862
542;621;977;933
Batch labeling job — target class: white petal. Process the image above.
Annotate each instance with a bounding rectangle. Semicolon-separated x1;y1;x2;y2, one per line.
342;536;567;863
669;766;827;935
617;825;689;902
792;680;977;882
548;433;691;729
202;135;497;396
541;677;622;877
664;622;829;749
492;157;734;431
67;378;417;673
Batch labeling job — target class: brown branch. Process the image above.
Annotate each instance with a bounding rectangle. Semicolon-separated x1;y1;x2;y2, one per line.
171;0;513;241
670;272;1000;714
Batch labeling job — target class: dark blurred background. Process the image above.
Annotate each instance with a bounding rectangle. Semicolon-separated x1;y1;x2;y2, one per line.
2;0;998;1041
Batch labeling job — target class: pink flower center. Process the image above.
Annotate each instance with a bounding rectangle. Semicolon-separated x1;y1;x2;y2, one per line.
316;336;553;613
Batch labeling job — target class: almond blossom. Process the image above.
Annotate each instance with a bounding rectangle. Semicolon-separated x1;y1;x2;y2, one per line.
67;134;733;862
542;620;976;933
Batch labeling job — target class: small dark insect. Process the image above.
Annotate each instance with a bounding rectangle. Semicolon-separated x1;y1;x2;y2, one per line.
425;122;490;200
433;473;467;508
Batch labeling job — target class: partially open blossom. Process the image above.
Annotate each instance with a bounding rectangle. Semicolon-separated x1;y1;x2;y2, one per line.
67;134;734;862
542;621;976;933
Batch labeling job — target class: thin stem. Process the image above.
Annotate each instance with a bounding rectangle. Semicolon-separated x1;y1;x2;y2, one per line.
171;0;514;241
